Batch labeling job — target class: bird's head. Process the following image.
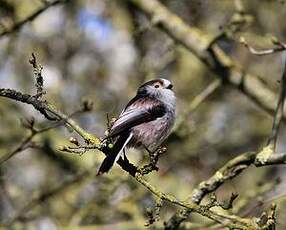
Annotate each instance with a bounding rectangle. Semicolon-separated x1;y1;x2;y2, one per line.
137;78;175;107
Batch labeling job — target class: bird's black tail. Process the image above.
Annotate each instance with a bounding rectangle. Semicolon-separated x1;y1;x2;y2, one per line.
97;132;132;175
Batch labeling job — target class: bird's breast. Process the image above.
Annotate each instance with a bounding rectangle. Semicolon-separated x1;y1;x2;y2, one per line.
129;111;175;151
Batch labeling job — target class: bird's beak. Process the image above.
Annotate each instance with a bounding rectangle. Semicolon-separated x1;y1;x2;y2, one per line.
167;84;173;90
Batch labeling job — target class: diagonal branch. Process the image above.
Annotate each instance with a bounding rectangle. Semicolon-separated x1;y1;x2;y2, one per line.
127;0;281;121
0;109;86;165
173;79;221;133
0;0;67;38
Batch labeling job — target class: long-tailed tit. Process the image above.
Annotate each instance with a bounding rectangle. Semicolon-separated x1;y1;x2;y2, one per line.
97;78;176;175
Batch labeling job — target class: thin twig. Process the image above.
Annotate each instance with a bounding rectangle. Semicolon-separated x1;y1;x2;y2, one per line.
29;53;45;98
174;79;221;132
240;37;286;56
267;55;286;150
5;170;92;225
0;133;34;165
0;111;83;165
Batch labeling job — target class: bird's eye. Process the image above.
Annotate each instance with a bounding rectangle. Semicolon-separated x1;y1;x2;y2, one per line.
154;84;160;88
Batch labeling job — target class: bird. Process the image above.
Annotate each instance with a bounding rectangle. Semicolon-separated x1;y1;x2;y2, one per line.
97;78;176;175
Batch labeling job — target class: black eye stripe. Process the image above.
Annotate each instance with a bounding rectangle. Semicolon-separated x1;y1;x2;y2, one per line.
154;84;160;88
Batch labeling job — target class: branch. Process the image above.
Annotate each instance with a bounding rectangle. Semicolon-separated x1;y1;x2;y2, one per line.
0;51;140;176
165;148;286;229
0;0;67;38
136;175;259;230
29;53;45;98
173;79;221;133
0;87;140;176
127;0;282;123
0;109;86;165
5;169;92;225
267;55;286;150
139;146;167;175
191;151;256;204
166;56;286;229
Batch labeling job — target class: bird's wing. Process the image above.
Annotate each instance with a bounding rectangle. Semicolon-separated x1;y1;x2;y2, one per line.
108;98;166;138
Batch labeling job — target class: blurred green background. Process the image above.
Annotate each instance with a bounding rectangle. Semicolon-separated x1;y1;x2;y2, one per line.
0;0;286;229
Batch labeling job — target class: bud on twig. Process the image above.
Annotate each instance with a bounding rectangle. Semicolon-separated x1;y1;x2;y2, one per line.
69;137;79;146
